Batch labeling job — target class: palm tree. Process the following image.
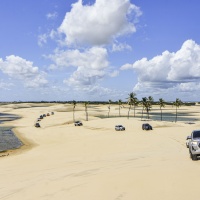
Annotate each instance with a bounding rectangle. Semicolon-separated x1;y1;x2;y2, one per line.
84;101;89;121
173;98;182;122
132;97;139;117
108;99;112;118
141;96;153;119
72;100;76;122
127;92;136;119
141;97;147;120
118;99;122;117
158;98;165;121
147;96;154;119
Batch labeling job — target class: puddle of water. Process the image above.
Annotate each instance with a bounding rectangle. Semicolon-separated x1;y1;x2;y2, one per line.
0;127;23;152
95;112;199;122
0;113;22;152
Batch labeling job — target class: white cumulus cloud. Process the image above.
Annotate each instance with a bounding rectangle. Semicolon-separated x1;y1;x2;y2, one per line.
48;47;111;89
58;0;141;46
48;46;109;69
64;66;105;87
178;82;200;92
0;55;48;88
0;80;13;90
121;39;200;95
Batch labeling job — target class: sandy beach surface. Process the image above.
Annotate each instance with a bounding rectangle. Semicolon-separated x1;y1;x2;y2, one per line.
0;103;200;200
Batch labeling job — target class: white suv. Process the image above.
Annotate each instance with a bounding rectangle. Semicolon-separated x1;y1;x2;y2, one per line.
74;121;83;126
115;125;125;131
187;130;200;160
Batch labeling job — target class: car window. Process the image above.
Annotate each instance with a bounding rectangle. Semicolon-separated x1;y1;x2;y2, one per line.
193;131;200;138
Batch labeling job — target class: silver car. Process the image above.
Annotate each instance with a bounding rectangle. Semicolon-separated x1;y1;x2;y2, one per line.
186;136;191;148
187;130;200;160
74;121;83;126
115;125;125;131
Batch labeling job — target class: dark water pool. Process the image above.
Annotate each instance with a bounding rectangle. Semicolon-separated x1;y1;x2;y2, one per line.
0;113;23;152
95;112;199;122
0;127;23;152
0;113;20;124
142;112;199;122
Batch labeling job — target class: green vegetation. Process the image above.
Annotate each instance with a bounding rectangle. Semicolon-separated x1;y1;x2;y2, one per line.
158;98;165;121
141;96;154;120
127;92;137;119
173;98;182;122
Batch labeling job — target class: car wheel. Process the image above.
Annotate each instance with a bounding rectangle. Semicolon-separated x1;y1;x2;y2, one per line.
192;154;198;161
189;150;193;159
190;150;198;161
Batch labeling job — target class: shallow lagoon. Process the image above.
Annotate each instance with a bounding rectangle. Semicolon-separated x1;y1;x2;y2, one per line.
95;112;198;122
147;112;198;122
0;113;22;152
0;127;23;152
0;113;20;124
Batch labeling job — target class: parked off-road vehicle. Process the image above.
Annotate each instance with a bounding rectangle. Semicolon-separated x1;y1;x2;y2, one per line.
35;122;40;128
187;130;200;160
142;123;153;130
74;121;83;126
186;136;191;148
115;125;125;131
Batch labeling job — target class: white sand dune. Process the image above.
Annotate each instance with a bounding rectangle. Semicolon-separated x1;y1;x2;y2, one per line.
0;103;200;200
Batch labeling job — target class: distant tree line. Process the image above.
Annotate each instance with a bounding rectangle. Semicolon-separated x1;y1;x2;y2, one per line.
0;100;197;106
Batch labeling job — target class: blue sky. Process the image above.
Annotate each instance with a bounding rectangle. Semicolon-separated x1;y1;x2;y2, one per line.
0;0;200;102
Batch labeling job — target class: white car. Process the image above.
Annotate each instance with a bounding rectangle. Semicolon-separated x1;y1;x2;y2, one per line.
74;121;83;126
187;130;200;160
186;136;191;148
115;125;125;131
